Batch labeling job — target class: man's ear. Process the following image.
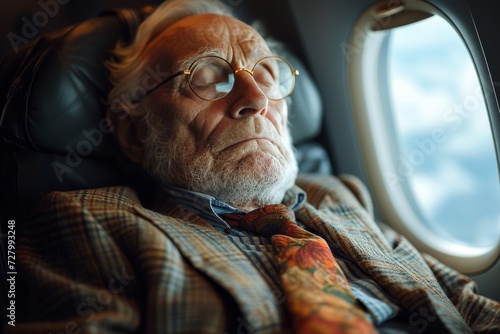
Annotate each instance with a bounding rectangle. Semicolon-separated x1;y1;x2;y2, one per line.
106;104;147;165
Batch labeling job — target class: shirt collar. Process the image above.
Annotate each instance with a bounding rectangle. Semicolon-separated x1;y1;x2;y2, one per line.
161;184;306;231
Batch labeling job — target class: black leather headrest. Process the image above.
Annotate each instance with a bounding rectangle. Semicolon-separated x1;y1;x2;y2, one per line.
1;13;133;157
0;9;152;217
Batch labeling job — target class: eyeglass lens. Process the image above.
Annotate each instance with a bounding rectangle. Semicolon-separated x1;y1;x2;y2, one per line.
187;56;295;101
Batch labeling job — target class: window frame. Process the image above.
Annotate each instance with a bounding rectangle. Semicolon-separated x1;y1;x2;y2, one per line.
347;0;500;274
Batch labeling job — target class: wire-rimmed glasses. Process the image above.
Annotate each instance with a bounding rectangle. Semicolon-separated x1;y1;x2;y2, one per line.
141;55;299;101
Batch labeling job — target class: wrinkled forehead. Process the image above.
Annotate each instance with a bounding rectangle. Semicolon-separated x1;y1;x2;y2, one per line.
144;13;272;69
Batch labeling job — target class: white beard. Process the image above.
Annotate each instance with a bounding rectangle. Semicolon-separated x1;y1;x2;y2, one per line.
142;116;298;208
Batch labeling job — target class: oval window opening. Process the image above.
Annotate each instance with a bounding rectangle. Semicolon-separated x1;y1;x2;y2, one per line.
386;14;500;248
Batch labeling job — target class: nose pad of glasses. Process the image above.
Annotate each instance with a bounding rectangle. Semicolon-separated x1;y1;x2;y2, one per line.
233;68;267;98
234;68;253;75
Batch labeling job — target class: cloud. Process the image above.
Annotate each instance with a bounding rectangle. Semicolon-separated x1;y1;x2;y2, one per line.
411;159;476;216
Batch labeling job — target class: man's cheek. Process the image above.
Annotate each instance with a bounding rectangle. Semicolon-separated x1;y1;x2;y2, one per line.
269;104;288;132
189;107;225;144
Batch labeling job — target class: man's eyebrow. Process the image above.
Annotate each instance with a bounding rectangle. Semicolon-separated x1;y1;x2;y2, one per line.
252;48;274;59
175;48;225;69
174;48;274;70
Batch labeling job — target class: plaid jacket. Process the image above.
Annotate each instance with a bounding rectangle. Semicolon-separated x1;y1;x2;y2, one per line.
9;174;500;333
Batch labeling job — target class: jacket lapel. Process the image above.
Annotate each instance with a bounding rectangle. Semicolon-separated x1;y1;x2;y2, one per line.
130;200;284;332
295;176;471;333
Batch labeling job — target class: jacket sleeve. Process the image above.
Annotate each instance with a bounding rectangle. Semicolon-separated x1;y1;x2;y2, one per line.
6;190;141;334
421;253;500;333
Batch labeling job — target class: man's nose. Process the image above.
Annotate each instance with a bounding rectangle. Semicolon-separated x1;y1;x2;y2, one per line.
228;70;269;118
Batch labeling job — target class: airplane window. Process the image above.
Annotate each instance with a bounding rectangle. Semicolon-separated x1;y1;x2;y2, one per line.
386;15;500;248
348;1;500;272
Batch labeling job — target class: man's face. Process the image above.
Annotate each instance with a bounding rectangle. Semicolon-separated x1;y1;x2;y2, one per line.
139;14;298;209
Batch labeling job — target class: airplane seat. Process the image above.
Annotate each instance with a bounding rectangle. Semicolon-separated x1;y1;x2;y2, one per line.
0;4;330;223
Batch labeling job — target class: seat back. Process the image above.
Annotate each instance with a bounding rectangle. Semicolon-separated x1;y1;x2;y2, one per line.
0;8;155;221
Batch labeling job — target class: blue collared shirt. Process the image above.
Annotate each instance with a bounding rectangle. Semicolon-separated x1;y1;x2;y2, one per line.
162;184;399;325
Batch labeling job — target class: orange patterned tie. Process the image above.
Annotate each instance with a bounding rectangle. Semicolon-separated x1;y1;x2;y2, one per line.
223;204;376;334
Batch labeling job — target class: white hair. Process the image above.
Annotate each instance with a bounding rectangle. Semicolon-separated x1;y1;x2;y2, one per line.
106;0;234;114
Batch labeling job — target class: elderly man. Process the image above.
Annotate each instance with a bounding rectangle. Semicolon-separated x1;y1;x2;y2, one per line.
10;0;500;333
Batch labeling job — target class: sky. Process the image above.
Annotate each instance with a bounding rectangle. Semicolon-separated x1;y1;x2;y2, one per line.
387;15;500;247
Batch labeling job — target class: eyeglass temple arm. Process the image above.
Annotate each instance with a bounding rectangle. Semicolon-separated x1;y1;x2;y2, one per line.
132;70;190;103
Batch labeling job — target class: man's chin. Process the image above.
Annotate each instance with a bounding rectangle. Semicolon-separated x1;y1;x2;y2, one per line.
187;151;298;207
144;140;298;206
236;149;281;168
